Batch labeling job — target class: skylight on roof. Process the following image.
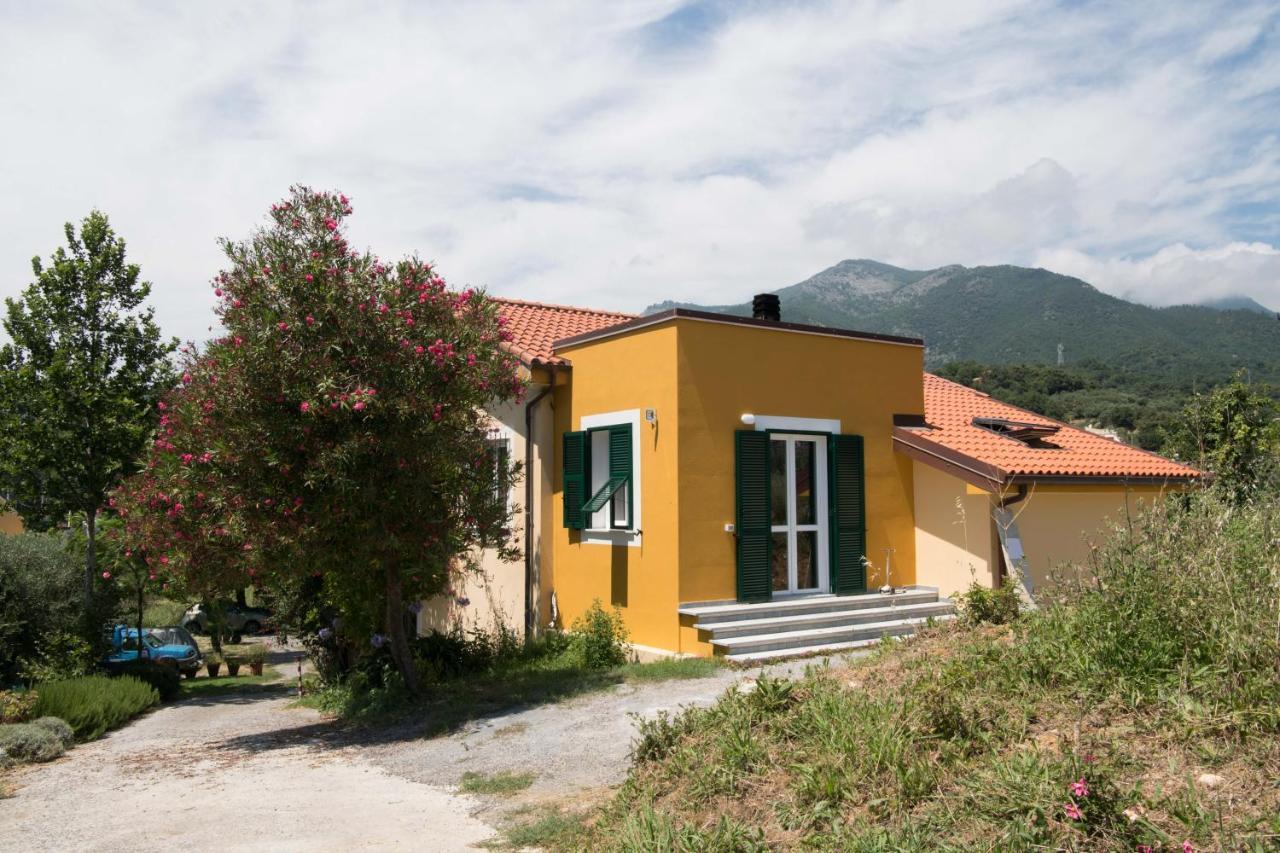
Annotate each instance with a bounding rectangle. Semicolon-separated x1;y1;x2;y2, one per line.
973;417;1062;448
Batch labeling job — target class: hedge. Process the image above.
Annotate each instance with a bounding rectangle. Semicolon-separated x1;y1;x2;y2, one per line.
31;675;158;741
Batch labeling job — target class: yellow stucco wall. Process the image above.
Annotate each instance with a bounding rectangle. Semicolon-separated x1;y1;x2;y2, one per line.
551;316;924;656
549;324;683;653
0;511;22;535
911;461;1174;597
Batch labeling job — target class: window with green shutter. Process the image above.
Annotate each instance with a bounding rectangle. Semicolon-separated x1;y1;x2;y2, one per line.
828;433;867;594
562;430;587;529
565;421;635;532
735;430;772;603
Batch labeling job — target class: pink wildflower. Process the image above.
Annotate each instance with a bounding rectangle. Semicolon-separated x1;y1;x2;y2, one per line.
305;274;314;282
1064;802;1083;821
278;321;288;331
353;401;366;411
1182;844;1194;853
300;401;311;413
102;571;111;580
306;315;315;325
1070;778;1089;798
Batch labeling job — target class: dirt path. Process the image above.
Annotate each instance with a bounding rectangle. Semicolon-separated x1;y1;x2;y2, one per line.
0;653;497;853
0;651;833;852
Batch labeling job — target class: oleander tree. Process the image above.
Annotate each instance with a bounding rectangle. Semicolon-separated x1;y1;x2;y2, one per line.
114;186;523;691
0;211;175;608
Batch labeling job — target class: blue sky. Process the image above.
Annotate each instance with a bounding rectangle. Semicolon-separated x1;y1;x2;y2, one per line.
1;0;1278;345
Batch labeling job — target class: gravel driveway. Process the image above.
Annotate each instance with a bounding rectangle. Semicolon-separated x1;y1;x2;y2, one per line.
0;650;828;852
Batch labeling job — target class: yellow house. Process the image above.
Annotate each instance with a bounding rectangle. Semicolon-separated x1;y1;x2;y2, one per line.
421;295;1201;660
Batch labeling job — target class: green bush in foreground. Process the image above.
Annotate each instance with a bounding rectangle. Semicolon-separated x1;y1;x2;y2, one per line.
571;599;630;670
0;689;38;724
582;489;1280;851
32;675;158;741
0;719;67;764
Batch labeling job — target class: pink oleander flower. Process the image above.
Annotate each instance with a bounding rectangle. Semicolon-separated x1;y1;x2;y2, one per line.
305;315;315;325
182;373;193;384
354;401;365;411
305;274;314;282
159;556;169;565
1070;778;1089;798
300;401;311;413
324;218;338;231
1064;802;1083;821
278;321;288;331
157;401;167;410
214;288;222;297
101;571;111;580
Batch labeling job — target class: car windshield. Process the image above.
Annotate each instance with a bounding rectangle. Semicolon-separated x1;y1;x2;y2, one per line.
148;628;192;648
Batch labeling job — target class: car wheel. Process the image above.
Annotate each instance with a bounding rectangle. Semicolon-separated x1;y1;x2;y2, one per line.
230;633;243;644
243;620;261;635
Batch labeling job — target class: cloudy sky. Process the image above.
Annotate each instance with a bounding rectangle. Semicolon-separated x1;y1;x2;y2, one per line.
2;0;1278;345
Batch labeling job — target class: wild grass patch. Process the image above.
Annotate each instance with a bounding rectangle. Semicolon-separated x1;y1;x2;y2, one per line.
574;490;1280;850
459;770;535;796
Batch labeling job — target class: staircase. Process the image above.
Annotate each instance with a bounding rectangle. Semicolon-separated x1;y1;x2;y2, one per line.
679;587;955;663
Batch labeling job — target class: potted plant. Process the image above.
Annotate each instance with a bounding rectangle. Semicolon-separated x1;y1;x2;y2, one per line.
224;649;242;677
205;652;223;678
246;644;267;676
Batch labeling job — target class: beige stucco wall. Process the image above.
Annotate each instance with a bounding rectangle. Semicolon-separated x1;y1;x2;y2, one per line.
1012;483;1168;592
0;511;22;535
912;461;996;596
912;460;1175;597
418;387;555;639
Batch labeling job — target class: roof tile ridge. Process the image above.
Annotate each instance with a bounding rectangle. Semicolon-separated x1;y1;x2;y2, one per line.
490;296;638;319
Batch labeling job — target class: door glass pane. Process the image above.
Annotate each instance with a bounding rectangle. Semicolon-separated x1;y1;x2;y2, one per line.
769;439;787;524
795;440;816;524
796;531;818;589
771;533;789;591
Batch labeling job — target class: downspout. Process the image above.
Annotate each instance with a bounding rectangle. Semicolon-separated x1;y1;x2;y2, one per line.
997;483;1028;508
523;365;556;639
992;482;1036;609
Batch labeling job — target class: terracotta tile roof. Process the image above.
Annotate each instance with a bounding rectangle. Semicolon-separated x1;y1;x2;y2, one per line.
899;373;1202;486
492;297;635;366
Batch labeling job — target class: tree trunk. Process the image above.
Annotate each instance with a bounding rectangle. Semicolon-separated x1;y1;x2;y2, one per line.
384;561;420;695
136;579;146;665
84;509;97;609
236;586;247;608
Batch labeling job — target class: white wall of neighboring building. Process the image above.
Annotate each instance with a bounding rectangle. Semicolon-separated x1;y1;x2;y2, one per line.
417;385;555;639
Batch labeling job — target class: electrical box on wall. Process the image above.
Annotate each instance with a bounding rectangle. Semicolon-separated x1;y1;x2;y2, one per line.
644;408;657;424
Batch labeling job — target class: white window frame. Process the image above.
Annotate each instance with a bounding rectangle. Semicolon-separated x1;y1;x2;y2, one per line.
580;408;642;547
768;433;830;595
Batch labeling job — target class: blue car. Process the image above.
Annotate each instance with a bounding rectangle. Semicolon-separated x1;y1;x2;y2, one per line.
105;625;202;678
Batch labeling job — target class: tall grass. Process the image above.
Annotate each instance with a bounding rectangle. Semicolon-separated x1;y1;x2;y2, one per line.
585;489;1280;850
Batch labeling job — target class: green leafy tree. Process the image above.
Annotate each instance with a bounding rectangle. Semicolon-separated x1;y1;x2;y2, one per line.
0;212;176;607
114;187;523;692
1163;374;1280;501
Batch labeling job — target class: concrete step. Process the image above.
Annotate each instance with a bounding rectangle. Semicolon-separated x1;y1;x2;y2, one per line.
725;636;889;663
698;601;955;641
712;613;954;656
679;588;941;624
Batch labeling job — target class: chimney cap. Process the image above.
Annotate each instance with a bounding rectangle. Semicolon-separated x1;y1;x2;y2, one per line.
752;293;781;322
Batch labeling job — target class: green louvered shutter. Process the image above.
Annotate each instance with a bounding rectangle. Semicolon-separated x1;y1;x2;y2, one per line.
828;433;867;594
609;423;633;528
735;430;772;603
563;430;587;529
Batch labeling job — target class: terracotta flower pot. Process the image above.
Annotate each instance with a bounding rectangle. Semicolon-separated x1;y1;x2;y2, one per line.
226;663;241;677
206;662;222;677
249;661;264;676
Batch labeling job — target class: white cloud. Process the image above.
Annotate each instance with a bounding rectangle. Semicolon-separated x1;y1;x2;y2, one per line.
1036;242;1280;309
0;0;1278;345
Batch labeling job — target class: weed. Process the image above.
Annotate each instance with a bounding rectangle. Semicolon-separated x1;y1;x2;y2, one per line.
459;770;535;796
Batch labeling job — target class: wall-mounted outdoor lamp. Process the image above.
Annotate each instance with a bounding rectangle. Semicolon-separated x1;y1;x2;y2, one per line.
740;413;756;426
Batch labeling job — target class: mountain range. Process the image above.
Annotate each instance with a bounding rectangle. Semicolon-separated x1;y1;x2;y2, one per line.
647;260;1280;387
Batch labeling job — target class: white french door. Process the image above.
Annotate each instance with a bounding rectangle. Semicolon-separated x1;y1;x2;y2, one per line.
769;434;829;594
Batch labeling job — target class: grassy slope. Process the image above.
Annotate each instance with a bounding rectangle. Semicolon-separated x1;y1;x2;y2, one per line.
569;491;1280;851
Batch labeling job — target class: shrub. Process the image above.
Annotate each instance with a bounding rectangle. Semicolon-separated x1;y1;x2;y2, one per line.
571;600;630;670
28;716;74;749
0;689;37;724
0;532;89;684
956;577;1022;626
0;721;65;764
245;644;267;665
111;660;181;701
32;675;158;741
18;630;96;684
